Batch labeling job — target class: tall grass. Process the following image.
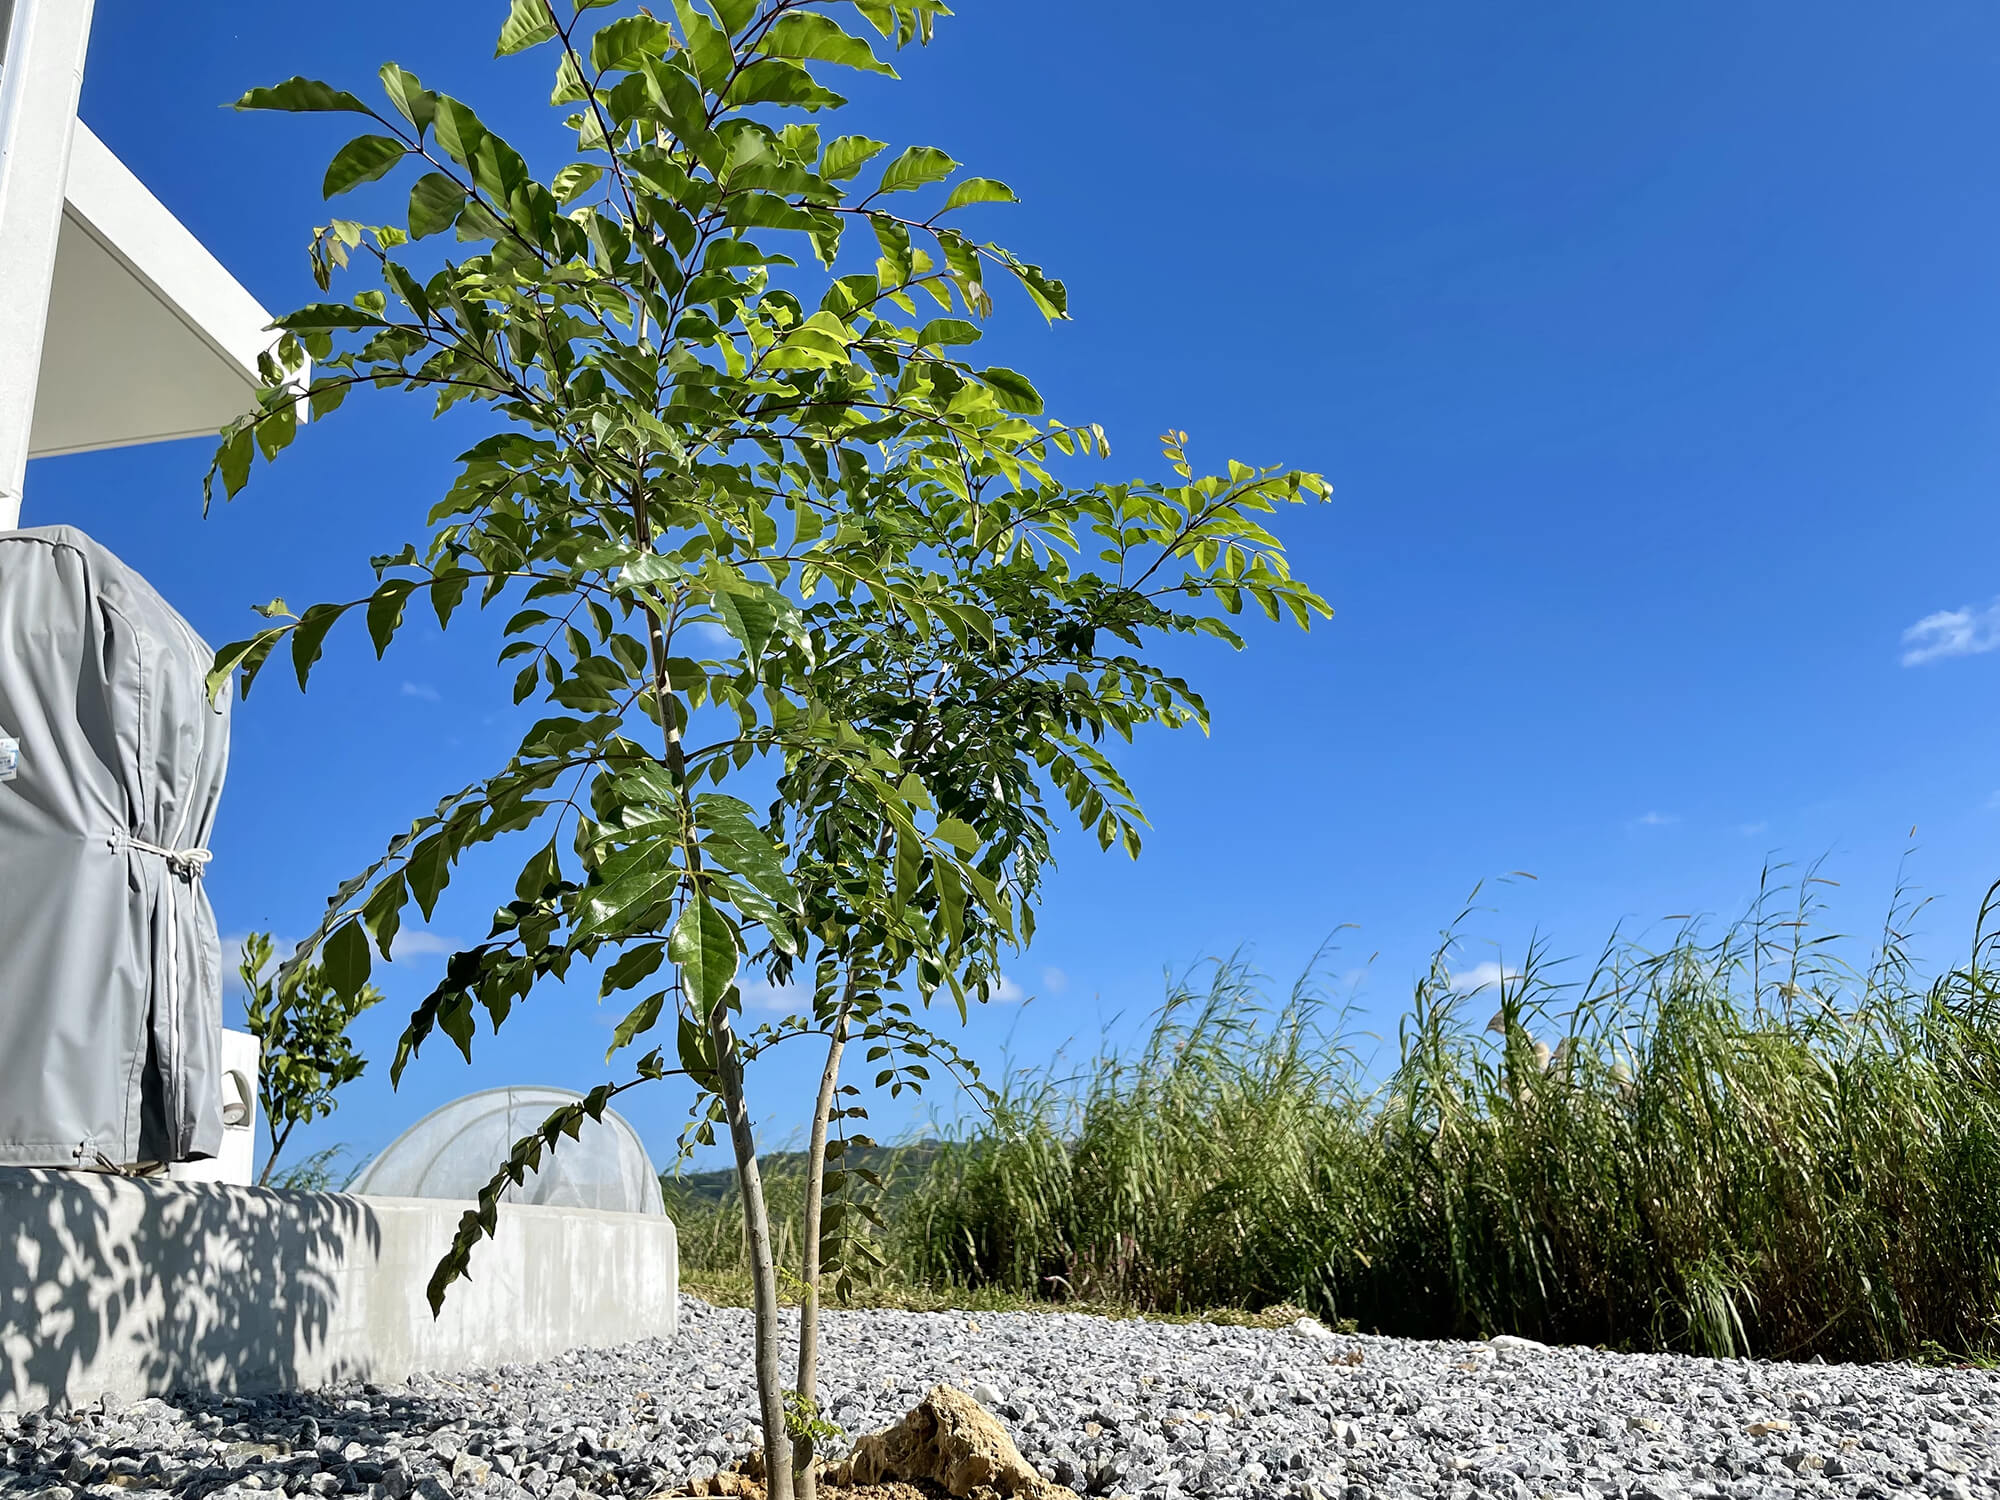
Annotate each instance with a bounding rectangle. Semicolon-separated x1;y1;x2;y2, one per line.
893;869;2000;1361
665;1165;812;1279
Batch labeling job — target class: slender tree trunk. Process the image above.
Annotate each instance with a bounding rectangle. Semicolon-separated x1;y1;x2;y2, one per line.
257;1120;291;1187
712;1010;794;1500
629;411;791;1489
791;1004;852;1500
793;836;894;1498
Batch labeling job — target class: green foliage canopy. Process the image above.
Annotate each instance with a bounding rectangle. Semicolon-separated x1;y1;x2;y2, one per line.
211;0;1330;1307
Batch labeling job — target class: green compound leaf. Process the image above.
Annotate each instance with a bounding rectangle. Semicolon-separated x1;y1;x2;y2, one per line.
234;77;373;115
757;13;896;76
874;145;957;196
322;135;408;198
669;893;740;1017
408;173;466;239
495;0;559;56
941;176;1017;212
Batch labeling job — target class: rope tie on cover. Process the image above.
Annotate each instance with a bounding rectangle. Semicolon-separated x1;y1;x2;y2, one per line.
121;835;214;880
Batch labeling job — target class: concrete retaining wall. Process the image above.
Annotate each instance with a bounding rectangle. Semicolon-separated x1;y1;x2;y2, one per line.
0;1168;678;1410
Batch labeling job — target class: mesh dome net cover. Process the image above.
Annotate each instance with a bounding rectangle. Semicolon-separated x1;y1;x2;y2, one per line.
347;1086;664;1215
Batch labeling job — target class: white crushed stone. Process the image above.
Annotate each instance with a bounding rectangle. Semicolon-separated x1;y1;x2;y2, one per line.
3;1295;1996;1500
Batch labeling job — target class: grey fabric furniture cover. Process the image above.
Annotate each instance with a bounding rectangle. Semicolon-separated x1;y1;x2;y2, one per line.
0;526;230;1168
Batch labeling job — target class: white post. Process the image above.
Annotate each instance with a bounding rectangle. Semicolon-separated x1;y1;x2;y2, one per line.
168;1029;263;1187
0;0;98;530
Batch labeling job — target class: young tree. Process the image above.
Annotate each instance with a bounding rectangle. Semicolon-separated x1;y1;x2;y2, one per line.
211;4;1329;1494
237;931;384;1186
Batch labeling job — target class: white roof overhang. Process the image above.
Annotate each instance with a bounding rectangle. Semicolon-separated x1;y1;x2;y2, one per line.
27;122;291;460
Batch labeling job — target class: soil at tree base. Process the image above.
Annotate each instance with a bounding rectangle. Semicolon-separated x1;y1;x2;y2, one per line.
668;1478;950;1499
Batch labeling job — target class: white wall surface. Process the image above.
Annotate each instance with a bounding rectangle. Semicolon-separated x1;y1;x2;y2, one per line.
0;1170;681;1410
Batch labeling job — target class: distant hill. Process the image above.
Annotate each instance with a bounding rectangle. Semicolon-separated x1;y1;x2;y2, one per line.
659;1140;948;1205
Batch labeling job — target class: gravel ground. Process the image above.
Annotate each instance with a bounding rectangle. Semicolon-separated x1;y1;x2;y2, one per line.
4;1296;1996;1500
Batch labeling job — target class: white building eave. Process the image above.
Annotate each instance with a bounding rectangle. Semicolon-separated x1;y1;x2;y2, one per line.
1;0;299;528
28;121;292;461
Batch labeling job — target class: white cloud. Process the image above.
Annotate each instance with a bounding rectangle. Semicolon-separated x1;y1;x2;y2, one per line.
391;930;458;962
221;928;455;994
1633;811;1679;828
739;978;808;1013
1901;598;2000;666
1739;821;1769;837
218;933;268;998
400;681;441;702
994;975;1028;1002
1451;961;1520;995
1040;966;1069;994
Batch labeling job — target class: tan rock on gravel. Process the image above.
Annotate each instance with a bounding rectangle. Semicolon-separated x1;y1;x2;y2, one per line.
830;1385;1079;1500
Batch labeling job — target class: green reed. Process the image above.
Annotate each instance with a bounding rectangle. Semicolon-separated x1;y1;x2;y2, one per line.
891;868;2000;1361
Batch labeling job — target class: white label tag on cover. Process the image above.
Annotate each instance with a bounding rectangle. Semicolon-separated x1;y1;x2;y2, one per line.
0;737;17;782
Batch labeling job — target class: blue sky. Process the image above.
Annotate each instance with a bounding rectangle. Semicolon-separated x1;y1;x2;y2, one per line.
28;2;2000;1175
